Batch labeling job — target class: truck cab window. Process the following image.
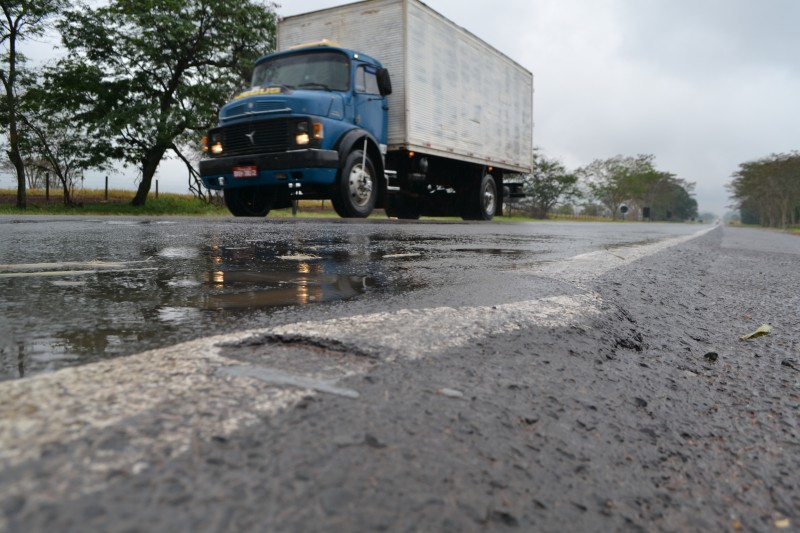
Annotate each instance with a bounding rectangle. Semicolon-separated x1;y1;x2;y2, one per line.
355;65;381;95
251;51;350;91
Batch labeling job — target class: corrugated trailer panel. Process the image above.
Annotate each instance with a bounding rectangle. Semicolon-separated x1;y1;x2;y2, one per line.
278;0;533;173
404;1;532;172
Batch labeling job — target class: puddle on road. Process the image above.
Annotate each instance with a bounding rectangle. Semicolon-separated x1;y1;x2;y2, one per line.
202;270;373;309
0;236;416;380
6;226;558;380
157;306;203;324
157;247;200;259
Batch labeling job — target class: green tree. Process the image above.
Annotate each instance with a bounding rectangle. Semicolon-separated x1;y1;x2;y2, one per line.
630;170;697;221
19;75;117;205
54;0;277;206
729;152;800;228
524;151;580;219
579;154;697;221
1;0;66;208
579;154;656;220
652;180;697;221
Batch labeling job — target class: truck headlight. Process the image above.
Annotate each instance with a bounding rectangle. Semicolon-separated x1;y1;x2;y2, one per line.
209;133;223;154
295;121;311;145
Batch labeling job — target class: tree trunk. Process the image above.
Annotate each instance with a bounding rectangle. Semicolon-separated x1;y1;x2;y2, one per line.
131;146;168;206
7;112;26;208
60;174;72;207
11;145;26;209
3;37;26;209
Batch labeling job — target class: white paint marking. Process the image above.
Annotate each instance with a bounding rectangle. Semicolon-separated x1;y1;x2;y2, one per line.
277;253;322;261
218;366;360;399
0;268;159;278
0;259;153;271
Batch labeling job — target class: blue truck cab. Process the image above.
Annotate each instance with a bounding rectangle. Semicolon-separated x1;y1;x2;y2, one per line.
200;43;393;218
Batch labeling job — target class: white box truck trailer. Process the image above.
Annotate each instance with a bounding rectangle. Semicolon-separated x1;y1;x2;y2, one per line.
201;0;533;219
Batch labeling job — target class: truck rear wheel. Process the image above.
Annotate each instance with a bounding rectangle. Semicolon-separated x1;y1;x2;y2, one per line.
224;187;274;217
331;149;377;218
461;174;497;221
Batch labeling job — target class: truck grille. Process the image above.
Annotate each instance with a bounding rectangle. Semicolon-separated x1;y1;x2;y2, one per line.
222;100;288;120
214;118;290;156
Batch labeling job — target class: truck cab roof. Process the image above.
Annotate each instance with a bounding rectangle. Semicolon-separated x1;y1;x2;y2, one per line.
256;44;384;69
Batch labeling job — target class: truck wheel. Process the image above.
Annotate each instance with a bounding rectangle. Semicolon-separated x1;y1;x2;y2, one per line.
331;149;377;218
224;187;274;217
461;174;497;221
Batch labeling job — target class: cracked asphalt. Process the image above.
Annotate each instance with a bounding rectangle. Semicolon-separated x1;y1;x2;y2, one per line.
1;220;798;532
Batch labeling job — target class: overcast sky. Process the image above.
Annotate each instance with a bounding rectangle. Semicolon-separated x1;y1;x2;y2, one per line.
278;0;800;215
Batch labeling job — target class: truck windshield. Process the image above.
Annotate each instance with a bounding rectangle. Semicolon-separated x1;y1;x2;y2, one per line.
251;51;350;92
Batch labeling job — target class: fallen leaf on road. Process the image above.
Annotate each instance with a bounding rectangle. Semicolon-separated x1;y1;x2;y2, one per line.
774;517;790;529
740;324;772;341
438;388;465;399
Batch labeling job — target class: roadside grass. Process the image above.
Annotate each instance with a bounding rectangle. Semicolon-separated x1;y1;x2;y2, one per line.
2;187;714;225
727;221;800;236
0;189;372;218
0;189;229;216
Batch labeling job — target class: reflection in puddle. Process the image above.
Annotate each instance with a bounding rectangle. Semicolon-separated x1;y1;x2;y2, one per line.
277;253;322;261
158;306;202;324
167;279;202;288
50;280;89;287
204;270;372;309
30;351;80;364
158;247;199;259
2;234;419;380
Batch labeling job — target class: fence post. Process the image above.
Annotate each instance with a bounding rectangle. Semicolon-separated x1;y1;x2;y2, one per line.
156;180;159;199
45;172;50;201
104;176;109;201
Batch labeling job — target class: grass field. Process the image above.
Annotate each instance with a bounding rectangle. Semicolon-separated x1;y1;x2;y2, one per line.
1;187;735;227
0;188;349;218
0;187;519;220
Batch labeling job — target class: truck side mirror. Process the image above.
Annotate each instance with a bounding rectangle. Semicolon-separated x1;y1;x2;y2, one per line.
377;68;392;96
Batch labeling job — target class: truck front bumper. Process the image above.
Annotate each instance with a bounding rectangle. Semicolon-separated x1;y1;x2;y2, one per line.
199;149;339;190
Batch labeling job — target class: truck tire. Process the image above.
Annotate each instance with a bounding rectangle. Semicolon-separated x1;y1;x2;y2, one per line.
461;174;497;221
331;149;377;218
224;187;274;217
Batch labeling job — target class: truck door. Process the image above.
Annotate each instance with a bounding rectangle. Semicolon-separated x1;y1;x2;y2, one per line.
353;64;387;142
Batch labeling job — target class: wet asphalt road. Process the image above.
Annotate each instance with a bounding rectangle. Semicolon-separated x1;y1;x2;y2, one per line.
2;218;799;532
1;216;701;380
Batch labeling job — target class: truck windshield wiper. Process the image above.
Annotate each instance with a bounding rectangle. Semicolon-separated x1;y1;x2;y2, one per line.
297;82;332;91
262;83;295;90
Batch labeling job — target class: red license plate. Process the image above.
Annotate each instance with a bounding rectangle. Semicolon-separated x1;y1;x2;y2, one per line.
232;166;258;178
